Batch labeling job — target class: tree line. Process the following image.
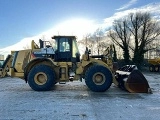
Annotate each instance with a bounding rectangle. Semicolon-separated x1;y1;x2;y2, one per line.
81;12;160;68
23;11;160;68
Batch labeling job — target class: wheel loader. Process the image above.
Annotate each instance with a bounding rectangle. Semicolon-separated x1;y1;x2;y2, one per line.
148;58;160;72
8;35;151;93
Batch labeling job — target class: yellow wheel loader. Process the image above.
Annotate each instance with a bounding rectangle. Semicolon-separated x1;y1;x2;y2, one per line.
148;58;160;72
8;36;151;93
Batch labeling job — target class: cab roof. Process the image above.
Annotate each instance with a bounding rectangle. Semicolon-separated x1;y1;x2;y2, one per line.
52;35;76;39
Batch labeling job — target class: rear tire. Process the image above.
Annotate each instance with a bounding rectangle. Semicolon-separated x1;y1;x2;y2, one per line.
85;65;112;92
27;65;56;91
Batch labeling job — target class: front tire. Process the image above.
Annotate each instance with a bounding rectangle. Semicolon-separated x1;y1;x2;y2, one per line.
85;65;112;92
27;64;56;91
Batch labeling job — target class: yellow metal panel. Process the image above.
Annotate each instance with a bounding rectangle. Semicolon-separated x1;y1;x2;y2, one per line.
57;62;70;81
148;58;160;65
9;68;24;79
14;50;31;72
76;66;83;74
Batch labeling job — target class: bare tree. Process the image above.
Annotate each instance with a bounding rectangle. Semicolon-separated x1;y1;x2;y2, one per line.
92;28;105;55
98;41;109;55
83;33;92;48
113;44;118;62
108;12;160;66
79;34;95;54
128;12;160;66
108;19;131;64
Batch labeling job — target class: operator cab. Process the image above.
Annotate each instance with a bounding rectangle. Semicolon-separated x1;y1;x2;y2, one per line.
52;36;80;62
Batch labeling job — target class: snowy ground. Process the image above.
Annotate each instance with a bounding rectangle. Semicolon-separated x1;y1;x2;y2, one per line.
0;71;160;120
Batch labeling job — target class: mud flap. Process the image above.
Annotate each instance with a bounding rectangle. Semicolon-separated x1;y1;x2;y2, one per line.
124;70;151;93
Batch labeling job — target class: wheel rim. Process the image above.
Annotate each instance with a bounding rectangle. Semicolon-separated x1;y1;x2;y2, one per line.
155;66;158;71
34;72;47;85
149;66;153;71
93;72;105;85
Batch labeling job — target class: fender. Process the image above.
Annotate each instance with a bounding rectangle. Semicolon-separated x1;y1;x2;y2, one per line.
24;57;55;82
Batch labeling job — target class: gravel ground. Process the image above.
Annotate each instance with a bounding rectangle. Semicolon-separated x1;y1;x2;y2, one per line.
0;72;160;120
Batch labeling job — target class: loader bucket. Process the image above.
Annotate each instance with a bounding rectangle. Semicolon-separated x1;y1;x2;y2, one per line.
115;65;151;93
124;70;151;93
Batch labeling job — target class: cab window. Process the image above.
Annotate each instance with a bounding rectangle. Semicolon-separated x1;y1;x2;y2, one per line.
59;38;70;52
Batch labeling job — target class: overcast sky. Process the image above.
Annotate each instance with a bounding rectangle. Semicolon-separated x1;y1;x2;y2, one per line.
0;0;160;49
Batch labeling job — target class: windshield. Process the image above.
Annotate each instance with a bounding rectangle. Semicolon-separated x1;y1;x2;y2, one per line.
72;39;80;58
53;36;80;58
0;60;4;67
54;40;58;51
54;37;70;52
